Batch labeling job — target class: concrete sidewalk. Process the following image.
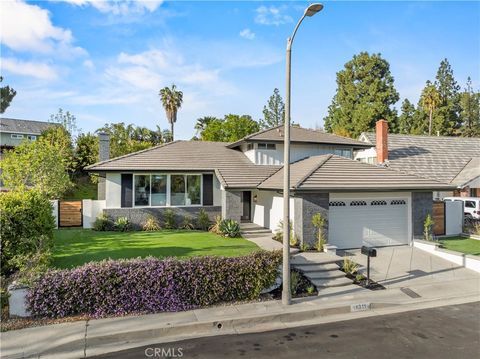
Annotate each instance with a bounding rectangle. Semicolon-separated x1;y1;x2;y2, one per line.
2;273;479;359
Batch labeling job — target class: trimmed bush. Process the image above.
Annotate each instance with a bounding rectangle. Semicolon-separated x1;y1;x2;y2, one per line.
163;209;176;229
197;209;210;231
142;215;161;231
0;190;55;276
27;251;281;318
93;213;114;231
114;217;131;232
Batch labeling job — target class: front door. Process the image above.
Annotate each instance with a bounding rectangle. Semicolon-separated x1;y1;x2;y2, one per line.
241;191;251;222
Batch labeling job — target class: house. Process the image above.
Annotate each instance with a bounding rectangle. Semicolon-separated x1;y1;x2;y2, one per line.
356;120;480;199
0;117;54;152
87;125;453;249
0;117;55;189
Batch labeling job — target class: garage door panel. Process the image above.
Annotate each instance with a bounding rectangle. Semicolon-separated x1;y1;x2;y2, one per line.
329;197;409;249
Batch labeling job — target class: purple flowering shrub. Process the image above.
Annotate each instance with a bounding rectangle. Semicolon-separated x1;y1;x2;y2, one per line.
27;251;281;318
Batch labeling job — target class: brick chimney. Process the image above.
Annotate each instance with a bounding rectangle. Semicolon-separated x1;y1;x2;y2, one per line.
97;133;110;200
376;119;388;164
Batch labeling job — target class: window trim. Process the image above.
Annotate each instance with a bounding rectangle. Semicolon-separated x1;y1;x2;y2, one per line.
257;143;276;150
11;134;24;139
132;173;204;208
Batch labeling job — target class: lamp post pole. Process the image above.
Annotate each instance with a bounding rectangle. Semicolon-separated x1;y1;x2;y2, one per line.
282;3;324;306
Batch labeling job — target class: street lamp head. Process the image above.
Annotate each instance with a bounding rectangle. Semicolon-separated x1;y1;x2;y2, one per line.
304;3;323;17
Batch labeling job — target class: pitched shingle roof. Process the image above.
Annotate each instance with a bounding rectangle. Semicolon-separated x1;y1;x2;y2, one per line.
0;117;54;135
361;133;480;184
86;141;281;189
258;154;453;191
228;125;371;149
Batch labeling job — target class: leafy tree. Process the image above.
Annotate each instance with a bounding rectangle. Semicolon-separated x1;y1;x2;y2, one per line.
0;140;72;198
0;76;16;114
159;84;183;141
74;132;99;172
200;114;260;142
433;58;461;135
420;81;441;136
459;77;480;137
40;125;75;172
260;88;285;129
398;99;416;134
49;108;78;137
324;52;399;138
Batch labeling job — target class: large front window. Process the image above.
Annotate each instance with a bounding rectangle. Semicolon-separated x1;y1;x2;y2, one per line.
171;175;186;206
134;175;150;206
151;175;167;206
133;173;203;207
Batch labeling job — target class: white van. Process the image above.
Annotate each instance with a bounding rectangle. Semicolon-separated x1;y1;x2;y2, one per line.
444;197;480;220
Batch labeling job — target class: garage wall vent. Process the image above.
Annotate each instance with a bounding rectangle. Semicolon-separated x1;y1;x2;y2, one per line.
390;200;407;205
329;201;346;206
371;200;387;206
350;200;367;206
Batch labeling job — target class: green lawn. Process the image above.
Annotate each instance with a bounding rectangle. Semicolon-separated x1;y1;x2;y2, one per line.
53;229;260;269
439;237;480;256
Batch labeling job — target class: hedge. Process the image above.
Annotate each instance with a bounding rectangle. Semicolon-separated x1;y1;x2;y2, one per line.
0;190;55;276
27;251;281;318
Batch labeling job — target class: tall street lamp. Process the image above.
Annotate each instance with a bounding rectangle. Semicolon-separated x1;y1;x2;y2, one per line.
282;3;324;306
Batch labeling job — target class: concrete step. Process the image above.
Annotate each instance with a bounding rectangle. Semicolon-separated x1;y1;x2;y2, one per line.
303;271;346;280
292;263;340;272
241;229;273;235
310;276;353;288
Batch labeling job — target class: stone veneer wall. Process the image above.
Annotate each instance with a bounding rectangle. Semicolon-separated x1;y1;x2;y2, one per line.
222;191;242;223
104;206;221;230
412;191;433;239
294;193;329;248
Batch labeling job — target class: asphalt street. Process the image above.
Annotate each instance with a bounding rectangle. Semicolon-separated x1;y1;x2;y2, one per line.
94;302;480;359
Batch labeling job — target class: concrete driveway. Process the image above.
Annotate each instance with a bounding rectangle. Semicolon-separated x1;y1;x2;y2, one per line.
346;245;480;293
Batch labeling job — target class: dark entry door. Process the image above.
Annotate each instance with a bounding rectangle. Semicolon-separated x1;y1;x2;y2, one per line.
121;174;133;208
241;191;251;222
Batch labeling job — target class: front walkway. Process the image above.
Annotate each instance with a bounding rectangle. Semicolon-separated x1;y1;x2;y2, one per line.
240;223;283;251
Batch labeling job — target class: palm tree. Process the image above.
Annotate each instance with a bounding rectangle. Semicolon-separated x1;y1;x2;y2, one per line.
159;84;183;141
194;116;217;136
420;81;441;135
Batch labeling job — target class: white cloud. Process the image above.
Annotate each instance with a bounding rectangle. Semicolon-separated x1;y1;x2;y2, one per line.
255;5;293;26
0;0;85;56
83;59;95;69
63;0;163;16
239;28;255;40
1;58;58;80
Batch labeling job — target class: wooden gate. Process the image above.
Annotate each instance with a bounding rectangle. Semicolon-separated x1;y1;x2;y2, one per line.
432;201;445;236
59;200;83;227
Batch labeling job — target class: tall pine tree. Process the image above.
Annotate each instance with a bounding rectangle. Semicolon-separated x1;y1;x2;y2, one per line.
459;77;480;137
260;88;285;129
398;99;416;134
324;52;399;138
433;58;461;135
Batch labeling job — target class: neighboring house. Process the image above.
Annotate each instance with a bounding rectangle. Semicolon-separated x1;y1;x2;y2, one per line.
87;125;452;249
0;117;54;189
356;120;480;199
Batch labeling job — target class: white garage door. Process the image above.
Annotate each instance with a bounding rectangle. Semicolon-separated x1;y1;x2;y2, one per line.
329;198;409;249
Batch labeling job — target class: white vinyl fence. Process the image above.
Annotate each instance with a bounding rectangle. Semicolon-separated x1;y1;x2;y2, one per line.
82;199;106;229
445;200;463;236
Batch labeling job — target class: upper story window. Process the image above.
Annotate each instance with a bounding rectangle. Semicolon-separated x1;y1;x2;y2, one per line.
11;134;24;139
27;135;37;141
246;143;254;151
258;143;276;150
334;148;352;159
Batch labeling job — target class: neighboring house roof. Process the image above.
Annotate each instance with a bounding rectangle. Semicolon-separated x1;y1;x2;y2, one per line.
0;117;54;135
361;133;480;185
450;157;480;187
86;140;281;189
258;154;453;191
228;125;371;149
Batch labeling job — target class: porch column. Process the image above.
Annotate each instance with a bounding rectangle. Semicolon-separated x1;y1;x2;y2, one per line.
221;190;242;223
412;191;433;239
294;193;329;248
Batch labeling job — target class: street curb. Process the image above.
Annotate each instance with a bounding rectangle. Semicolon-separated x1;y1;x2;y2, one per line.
3;293;478;359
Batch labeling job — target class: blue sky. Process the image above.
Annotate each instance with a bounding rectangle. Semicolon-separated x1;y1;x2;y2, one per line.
1;1;479;139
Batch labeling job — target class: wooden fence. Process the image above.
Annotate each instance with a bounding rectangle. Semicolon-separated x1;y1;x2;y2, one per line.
432;201;445;236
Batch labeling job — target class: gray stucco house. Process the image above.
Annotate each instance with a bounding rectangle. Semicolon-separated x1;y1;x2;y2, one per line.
87;125;452;249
